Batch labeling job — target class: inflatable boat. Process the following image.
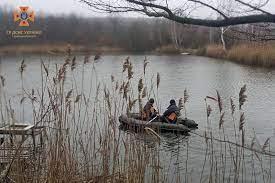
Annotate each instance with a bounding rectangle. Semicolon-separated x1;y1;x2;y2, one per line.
119;113;196;133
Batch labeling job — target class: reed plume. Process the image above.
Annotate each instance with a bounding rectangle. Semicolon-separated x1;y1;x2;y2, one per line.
75;94;81;103
123;81;129;99
19;59;26;76
239;85;247;110
71;56;76;71
184;89;189;104
178;98;183;110
123;57;130;72
219;112;225;129
138;78;143;93
111;75;115;83
0;75;5;87
127;62;134;80
230;97;236;116
157;73;160;89
66;89;73;103
115;81;119;91
119;82;125;94
207;105;212;118
216;90;222;113
239;112;245;131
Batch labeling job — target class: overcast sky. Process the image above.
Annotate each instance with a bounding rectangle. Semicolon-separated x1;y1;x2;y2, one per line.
1;0;275;17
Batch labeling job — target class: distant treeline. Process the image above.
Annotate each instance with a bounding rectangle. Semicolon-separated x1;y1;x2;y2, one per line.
2;7;274;52
0;7;223;51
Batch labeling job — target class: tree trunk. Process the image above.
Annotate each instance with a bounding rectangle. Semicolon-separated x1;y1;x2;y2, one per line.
221;27;227;51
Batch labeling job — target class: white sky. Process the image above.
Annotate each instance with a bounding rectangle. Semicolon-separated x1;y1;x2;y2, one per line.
1;0;275;17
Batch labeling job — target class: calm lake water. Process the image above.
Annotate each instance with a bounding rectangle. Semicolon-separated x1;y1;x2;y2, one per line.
1;54;275;182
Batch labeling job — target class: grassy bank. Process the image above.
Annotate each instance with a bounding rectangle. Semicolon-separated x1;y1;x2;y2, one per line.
0;44;187;55
198;44;275;67
0;44;126;55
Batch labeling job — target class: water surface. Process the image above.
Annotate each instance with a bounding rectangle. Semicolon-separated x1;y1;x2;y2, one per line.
1;54;275;181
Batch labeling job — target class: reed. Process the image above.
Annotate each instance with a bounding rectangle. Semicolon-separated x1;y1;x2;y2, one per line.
154;44;181;54
0;53;273;182
205;45;226;58
202;44;275;68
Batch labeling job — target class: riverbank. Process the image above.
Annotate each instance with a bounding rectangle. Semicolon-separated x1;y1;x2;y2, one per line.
0;44;197;56
197;44;275;68
3;44;274;68
0;44;127;55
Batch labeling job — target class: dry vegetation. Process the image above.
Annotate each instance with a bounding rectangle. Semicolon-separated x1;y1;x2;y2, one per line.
154;44;181;54
0;44;125;55
199;44;275;67
0;52;274;182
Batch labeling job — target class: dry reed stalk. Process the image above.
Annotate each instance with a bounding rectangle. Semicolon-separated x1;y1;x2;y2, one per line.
230;97;236;116
219;112;225;129
138;78;143;93
142;87;147;98
143;57;149;75
1;54;273;183
216;90;223;113
71;56;76;71
207;105;212;118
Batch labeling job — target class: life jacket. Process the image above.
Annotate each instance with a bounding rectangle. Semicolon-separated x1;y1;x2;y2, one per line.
167;112;177;122
142;106;155;119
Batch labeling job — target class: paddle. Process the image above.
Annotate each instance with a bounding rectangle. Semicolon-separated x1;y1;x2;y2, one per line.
144;115;161;141
145;115;158;125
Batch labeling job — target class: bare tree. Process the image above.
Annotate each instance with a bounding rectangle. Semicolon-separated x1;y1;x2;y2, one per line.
217;0;234;51
80;0;275;27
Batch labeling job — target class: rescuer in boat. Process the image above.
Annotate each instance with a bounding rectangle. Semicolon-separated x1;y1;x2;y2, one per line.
162;99;180;124
142;98;157;121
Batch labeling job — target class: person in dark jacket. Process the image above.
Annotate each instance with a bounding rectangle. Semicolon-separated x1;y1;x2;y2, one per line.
142;98;157;120
162;99;180;124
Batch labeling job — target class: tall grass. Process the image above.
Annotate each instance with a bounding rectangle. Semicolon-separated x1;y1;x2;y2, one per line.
154;44;181;54
201;44;275;68
227;44;275;67
0;53;274;182
205;45;226;58
0;44;125;55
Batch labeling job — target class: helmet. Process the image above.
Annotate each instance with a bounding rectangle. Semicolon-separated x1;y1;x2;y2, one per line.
149;98;154;104
170;99;176;105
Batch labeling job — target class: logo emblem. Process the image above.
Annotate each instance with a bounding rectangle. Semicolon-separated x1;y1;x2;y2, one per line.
13;7;35;26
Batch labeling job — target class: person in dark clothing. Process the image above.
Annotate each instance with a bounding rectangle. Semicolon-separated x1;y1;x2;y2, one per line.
162;99;180;124
142;98;157;120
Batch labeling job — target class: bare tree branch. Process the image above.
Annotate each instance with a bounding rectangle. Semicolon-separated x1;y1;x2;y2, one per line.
235;0;272;16
188;0;228;19
81;0;275;27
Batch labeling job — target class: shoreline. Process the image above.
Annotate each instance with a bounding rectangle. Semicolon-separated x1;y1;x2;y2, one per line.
0;44;185;56
196;44;275;68
2;44;275;69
